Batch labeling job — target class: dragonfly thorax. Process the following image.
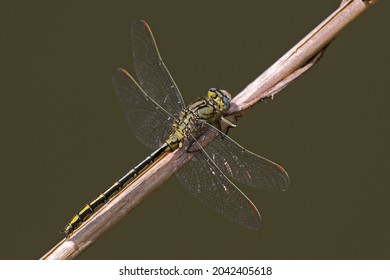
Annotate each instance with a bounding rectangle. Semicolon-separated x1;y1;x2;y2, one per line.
165;88;230;151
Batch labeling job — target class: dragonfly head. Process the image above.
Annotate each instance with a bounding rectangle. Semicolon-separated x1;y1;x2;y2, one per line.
207;88;231;112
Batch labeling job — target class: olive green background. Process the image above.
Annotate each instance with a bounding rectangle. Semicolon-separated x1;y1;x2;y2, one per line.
1;1;389;259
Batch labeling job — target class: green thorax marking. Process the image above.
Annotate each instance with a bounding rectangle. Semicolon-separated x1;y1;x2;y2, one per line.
165;97;223;151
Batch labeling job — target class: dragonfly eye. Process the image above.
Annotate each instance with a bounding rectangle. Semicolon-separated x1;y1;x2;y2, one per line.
222;95;231;111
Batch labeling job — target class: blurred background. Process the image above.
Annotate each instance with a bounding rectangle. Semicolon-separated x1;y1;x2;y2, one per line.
1;0;389;259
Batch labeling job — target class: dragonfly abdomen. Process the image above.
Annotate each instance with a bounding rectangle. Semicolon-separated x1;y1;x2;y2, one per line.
63;143;169;236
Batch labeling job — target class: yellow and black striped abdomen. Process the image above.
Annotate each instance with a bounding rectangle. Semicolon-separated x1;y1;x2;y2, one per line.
62;143;169;236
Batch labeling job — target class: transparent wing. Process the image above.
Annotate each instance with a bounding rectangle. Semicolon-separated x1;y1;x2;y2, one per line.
112;68;175;149
175;144;262;230
132;20;185;119
197;123;290;192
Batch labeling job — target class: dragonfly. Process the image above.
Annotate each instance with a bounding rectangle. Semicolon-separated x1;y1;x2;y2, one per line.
63;20;289;236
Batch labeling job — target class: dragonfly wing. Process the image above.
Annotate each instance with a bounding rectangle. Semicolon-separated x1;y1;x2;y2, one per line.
132;20;185;119
197;123;290;192
175;142;262;230
112;68;174;149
